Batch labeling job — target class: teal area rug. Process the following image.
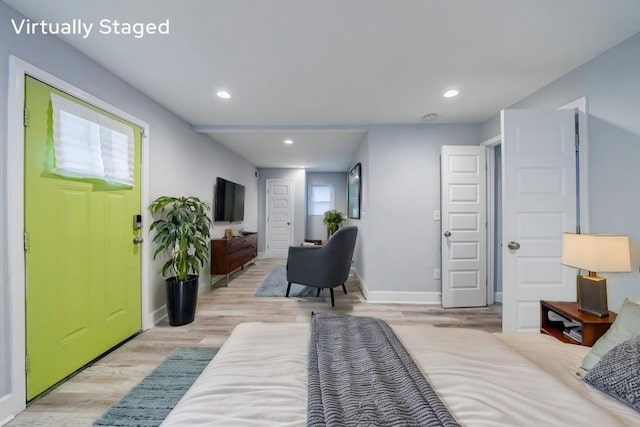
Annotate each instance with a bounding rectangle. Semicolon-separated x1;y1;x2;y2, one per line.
255;264;316;297
93;347;218;427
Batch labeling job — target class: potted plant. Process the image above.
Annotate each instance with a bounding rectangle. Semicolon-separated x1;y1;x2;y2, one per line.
149;196;212;326
323;209;347;239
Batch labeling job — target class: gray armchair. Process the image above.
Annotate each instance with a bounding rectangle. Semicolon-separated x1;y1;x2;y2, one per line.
286;226;358;306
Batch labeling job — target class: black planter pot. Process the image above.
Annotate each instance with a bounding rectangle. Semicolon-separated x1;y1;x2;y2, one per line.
166;275;199;326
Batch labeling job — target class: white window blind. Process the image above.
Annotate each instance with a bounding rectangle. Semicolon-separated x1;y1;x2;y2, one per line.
99;115;135;185
309;184;334;215
51;93;135;186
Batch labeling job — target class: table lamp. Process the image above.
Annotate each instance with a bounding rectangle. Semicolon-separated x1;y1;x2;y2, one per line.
561;233;631;317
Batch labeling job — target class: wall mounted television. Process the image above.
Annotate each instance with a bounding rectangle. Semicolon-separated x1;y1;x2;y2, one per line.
214;177;245;223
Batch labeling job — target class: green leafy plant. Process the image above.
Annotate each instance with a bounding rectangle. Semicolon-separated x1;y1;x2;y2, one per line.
149;196;212;282
323;209;347;236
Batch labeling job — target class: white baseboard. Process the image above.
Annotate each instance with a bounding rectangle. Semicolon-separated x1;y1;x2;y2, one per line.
355;271;368;297
494;292;503;303
150;305;167;326
356;272;441;304
364;291;442;304
210;274;228;287
1;415;15;427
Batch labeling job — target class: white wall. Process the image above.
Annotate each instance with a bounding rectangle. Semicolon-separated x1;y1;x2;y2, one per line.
0;262;6;401
150;133;258;296
306;172;347;241
0;3;257;417
358;124;480;301
480;32;640;311
209;173;259;240
257;168;306;253
349;135;369;290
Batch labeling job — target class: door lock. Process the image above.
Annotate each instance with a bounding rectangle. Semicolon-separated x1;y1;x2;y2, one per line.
133;214;143;230
507;241;520;250
133;236;144;244
443;231;451;237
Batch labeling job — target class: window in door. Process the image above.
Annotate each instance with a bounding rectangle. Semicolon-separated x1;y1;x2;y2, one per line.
51;93;135;186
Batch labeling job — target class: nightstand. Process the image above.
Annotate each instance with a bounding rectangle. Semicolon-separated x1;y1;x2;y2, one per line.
540;300;617;347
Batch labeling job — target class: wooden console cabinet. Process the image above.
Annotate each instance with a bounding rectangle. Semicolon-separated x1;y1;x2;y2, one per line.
211;233;257;285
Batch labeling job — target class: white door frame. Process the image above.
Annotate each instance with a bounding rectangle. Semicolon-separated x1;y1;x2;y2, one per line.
559;97;589;233
480;135;502;306
264;178;294;257
482;97;590;311
3;55;151;422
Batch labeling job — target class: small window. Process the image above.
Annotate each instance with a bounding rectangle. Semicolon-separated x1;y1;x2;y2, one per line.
309;185;334;216
51;93;135;186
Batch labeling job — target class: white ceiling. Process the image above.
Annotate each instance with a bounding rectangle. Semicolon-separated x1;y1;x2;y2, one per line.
6;0;640;170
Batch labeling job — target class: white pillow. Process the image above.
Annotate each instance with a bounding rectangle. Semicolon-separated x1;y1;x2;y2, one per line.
582;298;640;370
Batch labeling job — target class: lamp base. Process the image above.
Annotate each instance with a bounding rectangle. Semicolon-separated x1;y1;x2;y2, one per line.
578;275;609;317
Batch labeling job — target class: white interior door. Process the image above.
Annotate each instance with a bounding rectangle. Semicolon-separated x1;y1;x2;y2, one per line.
441;146;487;308
266;179;293;258
502;109;577;333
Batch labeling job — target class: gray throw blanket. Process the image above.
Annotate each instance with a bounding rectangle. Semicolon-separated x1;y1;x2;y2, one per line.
307;313;460;427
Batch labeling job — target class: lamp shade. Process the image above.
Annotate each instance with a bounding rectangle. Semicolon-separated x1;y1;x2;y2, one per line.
561;233;631;272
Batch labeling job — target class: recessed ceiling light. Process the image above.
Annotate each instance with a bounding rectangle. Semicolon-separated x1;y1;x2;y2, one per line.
216;90;231;99
443;89;459;98
422;113;438;121
284;139;294;145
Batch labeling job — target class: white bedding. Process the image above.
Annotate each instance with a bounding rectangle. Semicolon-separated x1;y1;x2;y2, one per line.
162;322;640;426
498;333;640;426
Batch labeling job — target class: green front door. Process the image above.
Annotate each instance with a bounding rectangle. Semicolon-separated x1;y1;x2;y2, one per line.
24;76;142;399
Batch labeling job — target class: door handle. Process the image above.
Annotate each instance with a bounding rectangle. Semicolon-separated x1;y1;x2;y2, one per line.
443;231;451;237
133;236;144;244
507;241;520;250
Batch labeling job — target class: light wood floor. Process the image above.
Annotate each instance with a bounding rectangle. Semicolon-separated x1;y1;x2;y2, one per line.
8;258;501;426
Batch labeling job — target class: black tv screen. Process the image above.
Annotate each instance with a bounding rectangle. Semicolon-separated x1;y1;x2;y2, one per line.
233;183;245;221
214;177;245;222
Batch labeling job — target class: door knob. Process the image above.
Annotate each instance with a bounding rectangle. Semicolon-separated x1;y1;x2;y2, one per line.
507;241;520;250
443;231;451;237
133;236;144;244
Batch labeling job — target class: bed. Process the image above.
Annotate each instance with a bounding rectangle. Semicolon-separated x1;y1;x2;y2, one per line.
161;318;640;426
